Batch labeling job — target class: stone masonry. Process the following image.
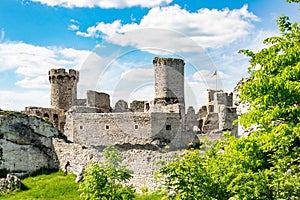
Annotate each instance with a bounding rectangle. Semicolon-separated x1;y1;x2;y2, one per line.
6;57;239;191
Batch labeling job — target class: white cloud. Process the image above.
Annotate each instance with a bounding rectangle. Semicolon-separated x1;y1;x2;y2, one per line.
0;28;4;42
77;4;259;50
0;42;92;77
120;68;153;81
68;24;79;31
0;90;50;111
30;0;172;8
15;76;49;89
0;41;107;110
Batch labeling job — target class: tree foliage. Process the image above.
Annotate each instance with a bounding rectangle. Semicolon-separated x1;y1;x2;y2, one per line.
157;1;300;199
239;15;300;129
79;146;135;200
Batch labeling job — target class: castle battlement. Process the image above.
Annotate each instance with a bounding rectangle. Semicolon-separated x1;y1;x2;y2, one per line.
49;68;79;82
153;57;185;66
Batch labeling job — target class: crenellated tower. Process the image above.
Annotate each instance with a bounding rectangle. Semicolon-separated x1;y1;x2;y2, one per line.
49;68;79;111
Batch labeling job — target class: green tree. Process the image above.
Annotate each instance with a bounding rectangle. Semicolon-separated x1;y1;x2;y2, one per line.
79;146;135;200
158;1;300;199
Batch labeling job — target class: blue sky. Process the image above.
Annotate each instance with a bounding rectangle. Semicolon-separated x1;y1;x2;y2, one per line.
0;0;299;110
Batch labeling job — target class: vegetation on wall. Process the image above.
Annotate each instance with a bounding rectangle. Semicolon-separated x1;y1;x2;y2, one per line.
156;0;300;199
79;146;136;200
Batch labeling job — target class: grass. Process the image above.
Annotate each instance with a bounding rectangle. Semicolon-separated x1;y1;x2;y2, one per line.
135;192;165;200
0;171;165;200
0;171;81;200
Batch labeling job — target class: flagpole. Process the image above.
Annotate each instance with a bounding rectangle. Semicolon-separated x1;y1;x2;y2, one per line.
216;71;217;90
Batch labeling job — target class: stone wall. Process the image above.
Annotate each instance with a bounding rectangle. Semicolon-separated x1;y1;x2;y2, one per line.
64;110;188;148
24;107;65;133
185;106;198;132
153;57;185;110
0;112;62;176
65;112;153;146
198;89;238;136
113;99;129;113
86;90;110;113
49;68;79;111
52;138;179;191
130;100;146;112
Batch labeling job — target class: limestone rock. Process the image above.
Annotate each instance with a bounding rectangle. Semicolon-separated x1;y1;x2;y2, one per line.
0;112;63;176
0;174;21;194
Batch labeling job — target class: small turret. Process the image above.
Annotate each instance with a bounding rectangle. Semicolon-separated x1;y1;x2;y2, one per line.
49;68;79;111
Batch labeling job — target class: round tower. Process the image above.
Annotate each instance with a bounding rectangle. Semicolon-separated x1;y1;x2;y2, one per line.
49;68;79;111
153;57;185;107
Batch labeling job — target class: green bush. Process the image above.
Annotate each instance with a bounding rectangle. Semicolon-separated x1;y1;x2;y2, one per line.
79;146;135;200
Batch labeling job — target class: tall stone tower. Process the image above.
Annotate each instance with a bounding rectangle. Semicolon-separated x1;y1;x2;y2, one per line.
153;57;185;112
49;68;79;111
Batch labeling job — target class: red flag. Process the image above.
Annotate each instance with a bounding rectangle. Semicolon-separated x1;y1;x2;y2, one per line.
211;70;217;77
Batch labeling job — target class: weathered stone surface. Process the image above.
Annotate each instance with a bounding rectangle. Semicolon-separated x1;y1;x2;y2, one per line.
0;112;62;175
0;174;21;194
130;100;146;112
52;138;180;191
198;90;238;136
49;68;79;112
113;99;129;113
24;107;65;133
86;90;110;113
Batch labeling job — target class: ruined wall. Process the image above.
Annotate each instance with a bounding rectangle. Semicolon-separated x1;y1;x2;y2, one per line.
0;112;61;176
24;107;65;133
52;138;179;191
198;90;238;136
151;113;182;144
113;99;129;113
49;68;79;111
86;90;110;113
130;100;146;112
65;112;152;146
185;106;198;132
65;110;184;148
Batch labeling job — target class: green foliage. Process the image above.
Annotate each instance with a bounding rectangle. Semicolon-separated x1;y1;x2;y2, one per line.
158;3;300;199
134;190;166;200
0;171;81;200
43;116;50;122
79;146;135;200
238;15;300;129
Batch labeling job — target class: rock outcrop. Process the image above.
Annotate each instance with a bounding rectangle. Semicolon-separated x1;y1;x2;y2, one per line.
0;174;21;194
0;112;64;176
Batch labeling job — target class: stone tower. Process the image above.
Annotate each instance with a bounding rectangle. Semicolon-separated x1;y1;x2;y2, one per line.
49;68;79;111
153;57;185;108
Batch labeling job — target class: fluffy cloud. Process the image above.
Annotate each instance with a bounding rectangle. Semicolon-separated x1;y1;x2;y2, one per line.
77;4;259;50
30;0;172;8
0;42;98;110
0;90;50;111
0;42;92;84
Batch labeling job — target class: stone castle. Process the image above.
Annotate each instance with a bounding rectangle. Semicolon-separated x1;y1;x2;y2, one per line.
1;57;239;191
25;57;238;149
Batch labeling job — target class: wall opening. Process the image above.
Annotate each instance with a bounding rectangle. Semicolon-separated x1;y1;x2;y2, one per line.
134;124;139;130
166;125;171;131
105;124;110;130
53;114;59;126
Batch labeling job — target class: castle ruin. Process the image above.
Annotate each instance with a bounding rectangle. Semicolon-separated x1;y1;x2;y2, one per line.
25;57;238;149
